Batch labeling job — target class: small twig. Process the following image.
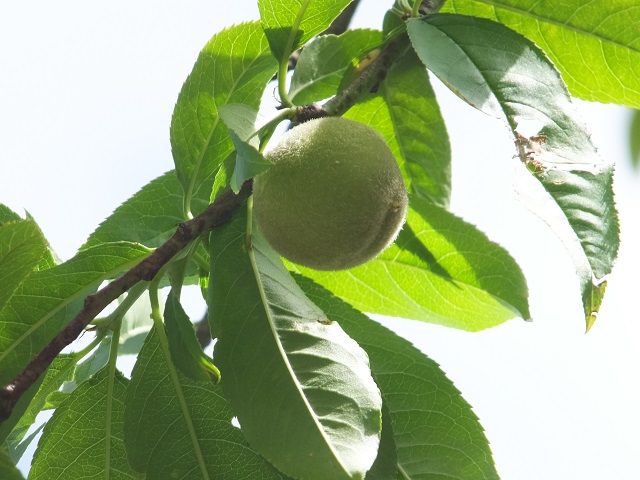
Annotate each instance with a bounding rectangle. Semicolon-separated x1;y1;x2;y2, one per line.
318;34;408;118
0;182;252;421
1;10;414;421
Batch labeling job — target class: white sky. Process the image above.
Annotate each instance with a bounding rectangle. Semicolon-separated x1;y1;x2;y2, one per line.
1;1;639;478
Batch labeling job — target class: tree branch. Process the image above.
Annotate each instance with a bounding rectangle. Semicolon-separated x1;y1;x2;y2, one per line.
324;35;407;116
293;33;409;123
0;9;413;422
0;182;252;421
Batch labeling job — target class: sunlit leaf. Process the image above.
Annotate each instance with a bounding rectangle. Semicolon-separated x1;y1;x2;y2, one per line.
171;22;277;214
0;242;151;386
0;205;21;225
84;171;211;248
0;219;48;311
258;0;352;66
209;205;382;480
218;104;271;194
293;195;529;331
299;276;500;480
442;0;640;108
30;367;139;480
3;354;76;458
124;327;284;479
408;14;619;327
289;29;383;105
345;49;451;206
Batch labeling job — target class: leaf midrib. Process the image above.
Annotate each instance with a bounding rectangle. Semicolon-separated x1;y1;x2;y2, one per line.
0;229;44;308
247;227;350;476
0;230;39;270
453;0;640;53
104;339;118;479
156;331;211;480
184;27;272;215
417;19;513;127
375;256;519;312
279;0;313;64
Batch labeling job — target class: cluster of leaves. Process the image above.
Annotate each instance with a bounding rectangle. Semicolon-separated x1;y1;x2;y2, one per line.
0;0;634;478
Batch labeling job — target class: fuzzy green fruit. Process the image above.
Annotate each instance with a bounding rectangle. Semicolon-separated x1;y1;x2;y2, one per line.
253;117;408;270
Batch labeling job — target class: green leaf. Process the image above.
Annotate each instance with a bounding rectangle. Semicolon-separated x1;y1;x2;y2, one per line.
124;326;285;479
293;195;528;331
32;340;111;413
84;170;211;249
299;276;500;480
219;104;271;194
442;0;640;108
69;339;111;388
0;375;46;446
0;242;151;386
117;295;154;356
209;205;382;480
218;103;261;142
583;279;608;333
258;0;353;65
407;14;619;327
30;368;139;480
228;131;271;193
631;110;640;170
9;425;44;465
365;406;398;480
289;29;383;105
345;49;451;206
171;22;277;214
0;448;23;480
0;205;21;225
210;155;235;204
3;355;76;458
0;208;57;271
164;291;219;382
0;219;48;311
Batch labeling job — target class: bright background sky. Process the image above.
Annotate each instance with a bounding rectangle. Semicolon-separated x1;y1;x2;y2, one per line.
2;1;639;479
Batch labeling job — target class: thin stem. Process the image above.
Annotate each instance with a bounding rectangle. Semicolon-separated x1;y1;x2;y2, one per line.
104;306;123;479
278;59;294;108
93;283;148;331
0;1;415;421
148;282;212;479
0;183;251;421
412;0;422;16
277;0;312;107
247;107;296;145
192;249;210;276
149;283;163;327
